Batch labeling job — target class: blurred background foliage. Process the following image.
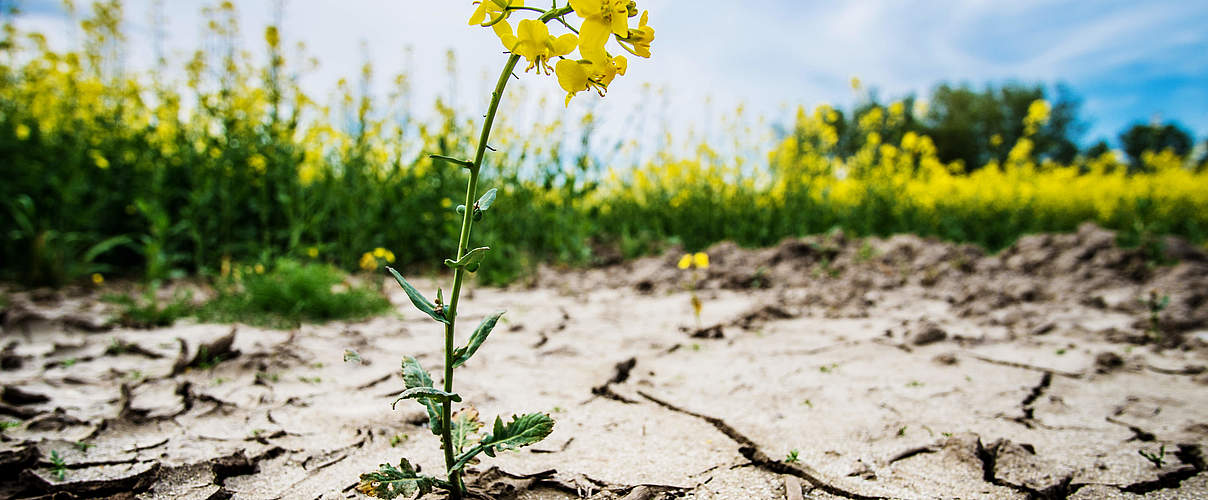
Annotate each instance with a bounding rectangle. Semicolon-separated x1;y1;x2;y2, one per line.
2;1;1205;288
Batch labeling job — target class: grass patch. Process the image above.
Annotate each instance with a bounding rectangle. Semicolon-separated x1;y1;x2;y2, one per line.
103;290;193;328
198;259;390;328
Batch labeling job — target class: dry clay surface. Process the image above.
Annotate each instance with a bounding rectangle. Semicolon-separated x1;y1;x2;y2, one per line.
2;223;1208;499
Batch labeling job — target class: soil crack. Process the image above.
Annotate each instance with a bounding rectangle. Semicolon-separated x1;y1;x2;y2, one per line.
636;390;886;500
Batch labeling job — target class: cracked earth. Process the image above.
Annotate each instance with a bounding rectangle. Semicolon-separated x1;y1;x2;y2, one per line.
3;223;1208;499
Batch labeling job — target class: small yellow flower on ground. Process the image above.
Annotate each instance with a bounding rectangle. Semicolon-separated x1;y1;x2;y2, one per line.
677;254;692;270
15;124;31;140
307;246;319;258
254;264;265;274
91;273;104;285
360;252;377;271
693;252;709;269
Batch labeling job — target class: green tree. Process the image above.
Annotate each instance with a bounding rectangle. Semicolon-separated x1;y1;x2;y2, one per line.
918;83;1082;170
1118;121;1193;170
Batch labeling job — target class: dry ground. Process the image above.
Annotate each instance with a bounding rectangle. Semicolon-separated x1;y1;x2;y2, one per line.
2;223;1207;499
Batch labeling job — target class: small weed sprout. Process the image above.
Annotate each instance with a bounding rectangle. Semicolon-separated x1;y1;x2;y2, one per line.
785;449;800;463
1141;290;1170;342
49;450;67;481
357;4;658;499
677;252;710;327
1139;444;1166;468
0;421;21;432
73;441;94;453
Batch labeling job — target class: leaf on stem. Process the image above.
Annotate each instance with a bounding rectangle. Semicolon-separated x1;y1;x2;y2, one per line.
443;247;490;273
451;412;554;471
449;407;484;456
401;356;443;434
386;267;449;324
428;154;474;169
452;311;505;368
392;387;462;409
356;458;438;499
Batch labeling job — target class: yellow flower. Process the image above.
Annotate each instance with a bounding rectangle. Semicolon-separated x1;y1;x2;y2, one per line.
617;10;653;58
91;273;104;285
555;54;626;105
570;0;632;60
693;252;709;269
254;264;266;274
469;0;523;26
496;18;578;74
360;252;378;271
677;254;692;269
248;154;267;174
15;124;31;140
990;134;1003;147
306;246;319;258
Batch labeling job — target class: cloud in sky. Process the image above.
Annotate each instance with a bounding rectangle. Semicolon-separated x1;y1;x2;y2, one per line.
14;0;1207;146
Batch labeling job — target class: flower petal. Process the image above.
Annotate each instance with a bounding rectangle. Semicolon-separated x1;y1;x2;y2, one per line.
552;33;578;56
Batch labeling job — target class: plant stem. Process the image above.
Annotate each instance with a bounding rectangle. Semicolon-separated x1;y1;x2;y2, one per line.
441;52;521;499
440;9;571;496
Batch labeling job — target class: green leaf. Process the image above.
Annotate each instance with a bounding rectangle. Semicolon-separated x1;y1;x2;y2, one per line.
386;267;448;325
475;188;497;212
443;247;490;273
391;387;462;409
401;357;442;435
449;407;483;456
428;154;474;169
451;413;554;471
452;311;505;368
356;458;437;499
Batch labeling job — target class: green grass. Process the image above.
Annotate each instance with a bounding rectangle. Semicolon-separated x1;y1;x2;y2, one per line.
198;259;391;328
103;290;193;328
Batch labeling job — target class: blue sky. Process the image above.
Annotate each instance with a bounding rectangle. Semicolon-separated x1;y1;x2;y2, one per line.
12;0;1208;149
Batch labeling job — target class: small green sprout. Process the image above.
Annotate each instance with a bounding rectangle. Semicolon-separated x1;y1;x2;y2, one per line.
906;380;923;387
298;376;322;384
73;441;94;453
1055;348;1067;355
856;240;877;262
802;399;813;408
50;450;67;481
1;420;21;432
897;426;907;437
1139;445;1166;468
785;449;800;463
60;358;78;368
819;363;839;373
390;433;409;448
1141;290;1170;342
344;349;364;364
255;371;279;384
678;252;710;328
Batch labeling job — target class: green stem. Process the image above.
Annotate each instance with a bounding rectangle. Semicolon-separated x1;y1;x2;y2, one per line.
441;52;521;499
440;8;572;497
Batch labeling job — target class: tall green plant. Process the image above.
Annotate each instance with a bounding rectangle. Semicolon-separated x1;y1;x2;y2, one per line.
355;2;656;498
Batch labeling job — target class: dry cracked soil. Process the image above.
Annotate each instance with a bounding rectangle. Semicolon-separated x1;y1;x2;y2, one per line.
2;223;1208;499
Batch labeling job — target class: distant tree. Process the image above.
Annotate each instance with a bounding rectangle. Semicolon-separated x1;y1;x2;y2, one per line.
1084;140;1111;159
1118;121;1193;169
917;82;1083;170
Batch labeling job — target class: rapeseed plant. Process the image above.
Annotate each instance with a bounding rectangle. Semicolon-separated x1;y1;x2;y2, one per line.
355;2;655;498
